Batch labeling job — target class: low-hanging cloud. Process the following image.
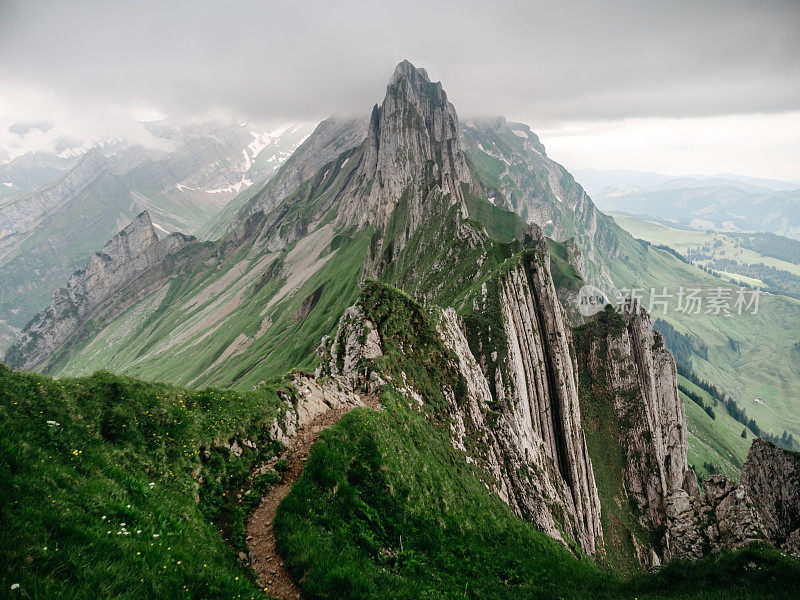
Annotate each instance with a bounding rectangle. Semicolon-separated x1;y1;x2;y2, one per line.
0;0;798;178
1;0;798;124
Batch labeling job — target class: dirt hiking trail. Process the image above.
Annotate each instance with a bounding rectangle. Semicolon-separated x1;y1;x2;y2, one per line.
247;394;381;599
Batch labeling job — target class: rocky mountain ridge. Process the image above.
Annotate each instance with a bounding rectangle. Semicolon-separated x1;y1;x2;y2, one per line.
5;61;800;571
0;120;314;354
0;150;109;262
5;212;195;371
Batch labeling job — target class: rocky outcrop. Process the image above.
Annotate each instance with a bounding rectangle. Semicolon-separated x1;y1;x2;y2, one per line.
741;439;800;557
316;305;384;391
575;299;690;565
268;372;368;446
435;305;582;549
665;439;800;560
4;212;194;372
469;243;603;555
666;475;763;559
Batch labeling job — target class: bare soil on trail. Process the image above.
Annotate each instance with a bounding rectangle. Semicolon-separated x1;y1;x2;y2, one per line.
246;395;380;599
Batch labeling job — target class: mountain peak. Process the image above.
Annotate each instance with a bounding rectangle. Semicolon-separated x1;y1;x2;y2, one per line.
389;59;431;86
361;62;471;208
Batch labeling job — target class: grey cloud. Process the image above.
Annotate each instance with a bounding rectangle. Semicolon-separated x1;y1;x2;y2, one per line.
0;0;798;127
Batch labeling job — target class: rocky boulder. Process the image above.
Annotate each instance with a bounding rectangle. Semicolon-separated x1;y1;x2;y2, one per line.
666;475;764;559
741;438;800;557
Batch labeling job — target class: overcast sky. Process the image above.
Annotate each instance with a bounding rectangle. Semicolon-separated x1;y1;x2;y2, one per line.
1;0;798;179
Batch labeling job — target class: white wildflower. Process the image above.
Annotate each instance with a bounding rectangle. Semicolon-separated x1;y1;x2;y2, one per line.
46;421;60;427
152;534;159;538
11;583;20;590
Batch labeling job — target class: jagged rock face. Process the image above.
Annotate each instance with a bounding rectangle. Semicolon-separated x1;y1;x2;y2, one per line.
667;439;800;560
322;247;604;556
666;475;764;559
741;439;800;557
435;306;578;549
468;247;603;555
563;238;585;280
336;61;472;240
576;300;688;564
5;212;194;372
236;61;476;269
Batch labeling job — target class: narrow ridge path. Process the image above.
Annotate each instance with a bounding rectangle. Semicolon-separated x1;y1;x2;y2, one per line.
247;395;380;599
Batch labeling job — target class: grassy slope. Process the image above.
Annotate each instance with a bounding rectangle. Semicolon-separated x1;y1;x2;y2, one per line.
56;227;371;390
681;374;756;481
276;389;612;600
0;365;293;599
277;393;800;599
276;288;800;600
612;214;800;277
0;171;135;333
5;364;798;600
606;229;800;442
47;147;368;390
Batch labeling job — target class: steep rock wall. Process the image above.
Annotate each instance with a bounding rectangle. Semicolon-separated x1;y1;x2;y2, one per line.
574;300;691;565
666;475;763;559
469;247;603;555
5;212;194;371
320;241;604;556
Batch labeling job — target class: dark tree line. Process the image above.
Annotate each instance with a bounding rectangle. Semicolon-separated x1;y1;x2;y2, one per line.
654;322;797;452
679;364;796;451
704;258;800;300
679;384;716;420
653;318;708;368
736;232;800;266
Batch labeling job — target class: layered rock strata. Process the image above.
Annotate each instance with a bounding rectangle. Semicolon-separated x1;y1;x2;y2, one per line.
6;212;193;371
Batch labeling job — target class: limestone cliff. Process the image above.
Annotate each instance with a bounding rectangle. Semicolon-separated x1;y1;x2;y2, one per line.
664;439;800;560
574;300;691;565
319;240;604;556
5;212;194;372
460;235;603;555
666;474;763;559
741;439;800;557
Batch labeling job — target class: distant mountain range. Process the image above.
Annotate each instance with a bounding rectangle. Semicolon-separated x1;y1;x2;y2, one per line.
0;119;315;350
577;169;800;239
